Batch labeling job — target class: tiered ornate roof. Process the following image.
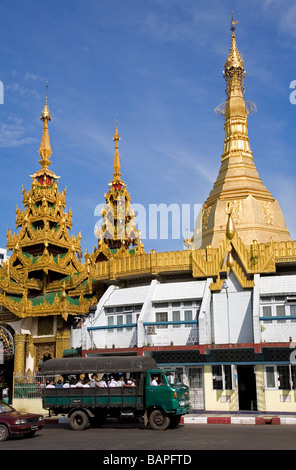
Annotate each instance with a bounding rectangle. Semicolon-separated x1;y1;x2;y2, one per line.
90;125;144;263
0;98;98;320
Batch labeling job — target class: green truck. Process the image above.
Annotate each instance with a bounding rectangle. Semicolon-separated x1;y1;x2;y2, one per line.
40;356;190;431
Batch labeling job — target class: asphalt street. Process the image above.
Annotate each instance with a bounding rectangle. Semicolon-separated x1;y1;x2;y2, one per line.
1;421;296;453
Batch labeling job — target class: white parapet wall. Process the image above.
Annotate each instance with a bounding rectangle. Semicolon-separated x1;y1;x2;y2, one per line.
12;398;46;415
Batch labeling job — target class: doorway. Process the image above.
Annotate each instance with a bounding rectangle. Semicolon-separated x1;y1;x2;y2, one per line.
237;365;257;411
187;367;204;410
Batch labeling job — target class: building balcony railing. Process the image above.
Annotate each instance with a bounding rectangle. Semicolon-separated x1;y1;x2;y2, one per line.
87;321;199;349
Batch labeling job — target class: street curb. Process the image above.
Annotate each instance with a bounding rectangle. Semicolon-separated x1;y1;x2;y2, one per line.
182;416;296;425
46;415;296;425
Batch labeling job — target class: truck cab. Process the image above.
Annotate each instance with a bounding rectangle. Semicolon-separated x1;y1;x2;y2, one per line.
145;370;191;429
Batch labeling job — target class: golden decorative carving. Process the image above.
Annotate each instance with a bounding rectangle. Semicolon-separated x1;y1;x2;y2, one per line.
37;316;54;336
202;207;211;231
262;201;273;225
14;334;26;374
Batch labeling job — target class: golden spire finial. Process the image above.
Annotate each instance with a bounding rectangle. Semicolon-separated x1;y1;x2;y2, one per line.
223;12;245;96
113;119;121;181
38;81;52;169
40;80;51;122
224;12;244;70
230;10;239;32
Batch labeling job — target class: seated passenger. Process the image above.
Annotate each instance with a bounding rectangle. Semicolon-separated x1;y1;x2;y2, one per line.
75;379;84;388
108;376;118;387
55;380;63;388
117;376;127;387
99;374;108;387
63;381;70;388
90;374;99;387
127;377;136;387
46;380;55;388
83;379;90;387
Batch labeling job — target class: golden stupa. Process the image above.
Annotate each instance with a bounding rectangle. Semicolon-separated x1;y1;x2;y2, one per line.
201;14;290;248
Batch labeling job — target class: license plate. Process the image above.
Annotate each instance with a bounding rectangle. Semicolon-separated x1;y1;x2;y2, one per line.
31;424;38;431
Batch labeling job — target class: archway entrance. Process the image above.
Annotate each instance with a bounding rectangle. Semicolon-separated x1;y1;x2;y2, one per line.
0;325;15;403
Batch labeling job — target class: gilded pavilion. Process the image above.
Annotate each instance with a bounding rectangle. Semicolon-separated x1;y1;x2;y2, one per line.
0;96;99;386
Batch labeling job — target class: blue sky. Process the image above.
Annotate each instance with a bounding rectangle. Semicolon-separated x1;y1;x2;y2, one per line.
0;0;296;256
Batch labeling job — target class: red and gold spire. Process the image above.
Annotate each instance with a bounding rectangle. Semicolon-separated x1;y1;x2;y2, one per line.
93;124;144;261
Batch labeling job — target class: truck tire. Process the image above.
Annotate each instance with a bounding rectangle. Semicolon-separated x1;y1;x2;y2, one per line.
149;410;170;430
69;410;89;431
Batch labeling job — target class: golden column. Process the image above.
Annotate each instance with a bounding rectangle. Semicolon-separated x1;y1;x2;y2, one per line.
25;335;36;373
13;334;27;374
55;330;71;358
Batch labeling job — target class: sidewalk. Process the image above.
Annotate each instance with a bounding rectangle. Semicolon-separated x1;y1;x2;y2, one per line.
45;412;296;426
183;413;296;425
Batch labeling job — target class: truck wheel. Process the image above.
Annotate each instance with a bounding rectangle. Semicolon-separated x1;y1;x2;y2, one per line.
69;410;89;431
149;410;170;430
0;424;9;442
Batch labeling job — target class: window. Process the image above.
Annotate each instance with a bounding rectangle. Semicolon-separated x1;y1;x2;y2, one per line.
155;303;169;309
278;366;290;389
292;366;296;389
172;310;180;328
212;365;232;390
266;366;276;388
126;314;132;331
260;296;296;323
276;305;286;323
117;315;123;332
265;365;296;390
107;316;114;333
184;310;192;327
104;304;142;332
188;368;203;388
262;305;272;323
152;300;201;327
156;312;168;329
290;305;296;323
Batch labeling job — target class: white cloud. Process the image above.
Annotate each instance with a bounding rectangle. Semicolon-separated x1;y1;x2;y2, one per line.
0;122;37;148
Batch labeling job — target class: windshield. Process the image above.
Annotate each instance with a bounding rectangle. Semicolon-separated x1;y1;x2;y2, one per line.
165;370;184;386
0;402;15;413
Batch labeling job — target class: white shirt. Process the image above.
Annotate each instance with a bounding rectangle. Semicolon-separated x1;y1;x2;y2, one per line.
109;379;118;387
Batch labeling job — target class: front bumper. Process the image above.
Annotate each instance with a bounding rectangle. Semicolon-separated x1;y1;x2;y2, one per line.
9;420;45;435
